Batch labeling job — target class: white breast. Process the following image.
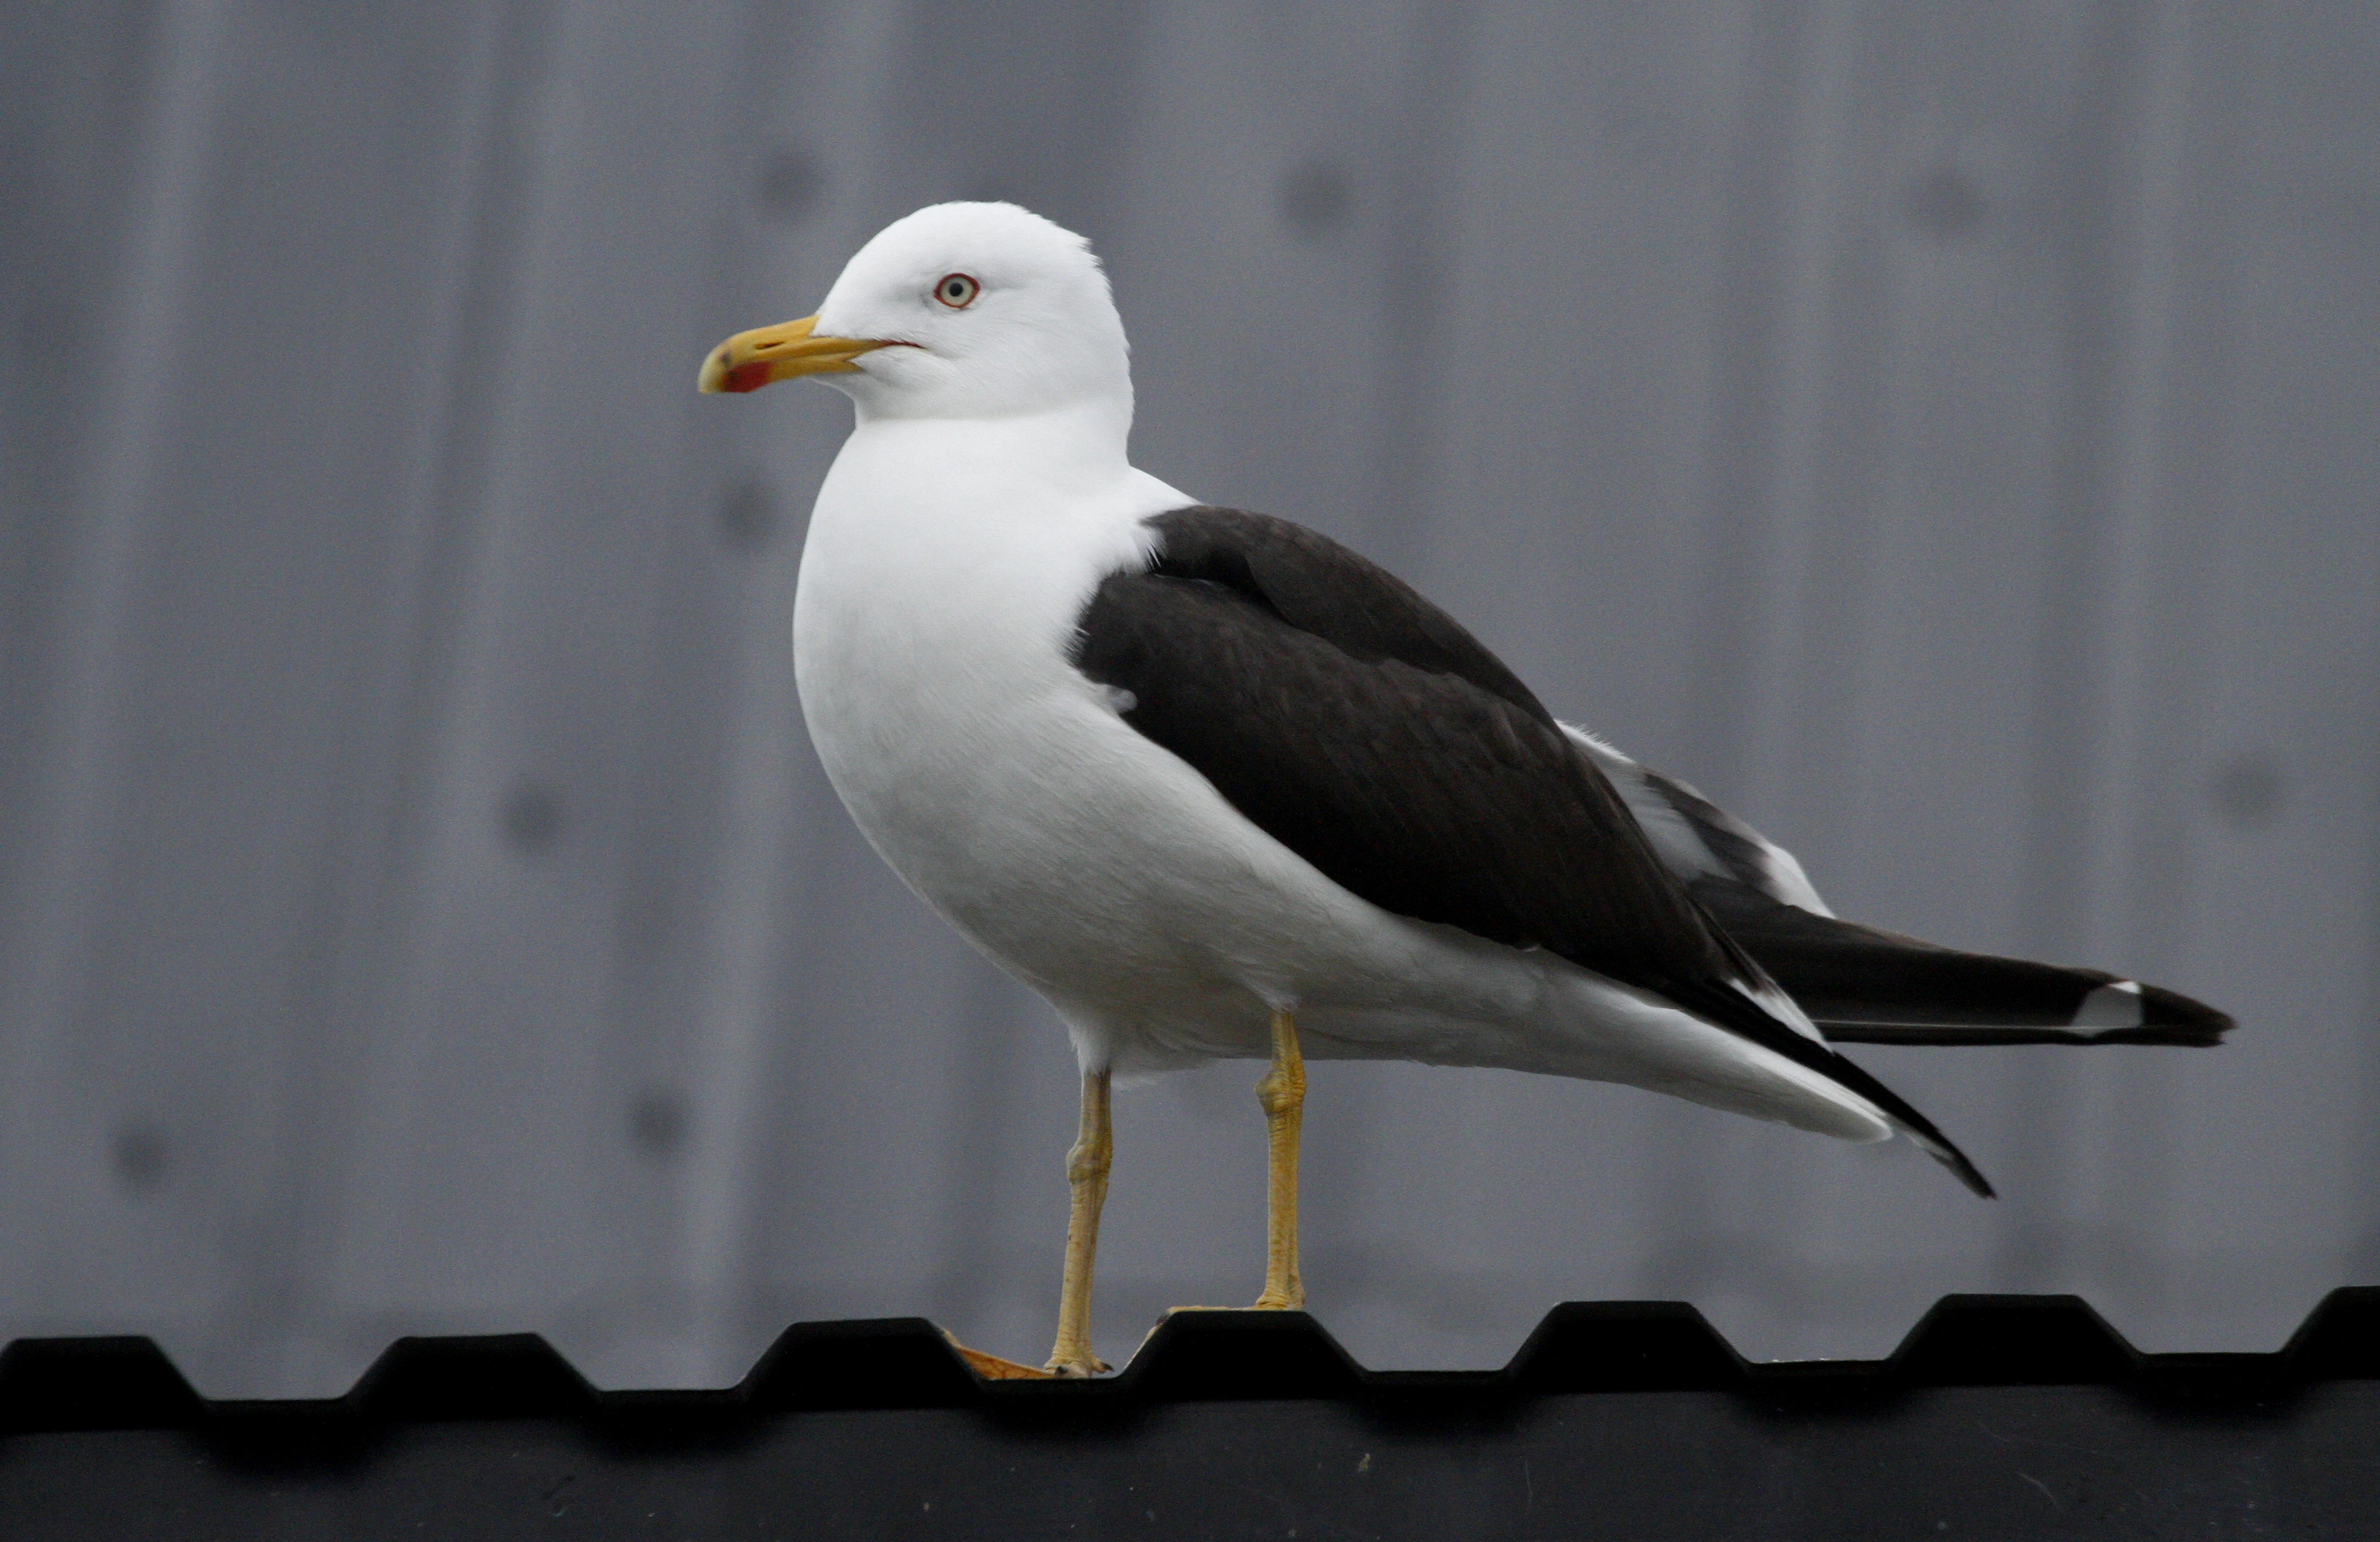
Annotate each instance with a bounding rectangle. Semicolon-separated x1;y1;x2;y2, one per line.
794;411;1283;1025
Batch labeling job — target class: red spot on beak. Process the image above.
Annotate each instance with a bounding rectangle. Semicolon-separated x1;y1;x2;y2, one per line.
724;361;773;393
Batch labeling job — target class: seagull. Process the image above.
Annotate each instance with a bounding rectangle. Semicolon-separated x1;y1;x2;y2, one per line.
699;202;2229;1377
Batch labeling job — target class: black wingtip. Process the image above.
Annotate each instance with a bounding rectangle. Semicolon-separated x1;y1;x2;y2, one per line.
1811;977;2233;1048
1821;1015;2233;1048
1703;882;2238;1050
2139;984;2233;1047
1924;1140;1997;1199
1821;1044;1995;1197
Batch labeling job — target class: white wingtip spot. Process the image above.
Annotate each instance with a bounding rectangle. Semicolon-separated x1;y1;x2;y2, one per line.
2074;980;2146;1030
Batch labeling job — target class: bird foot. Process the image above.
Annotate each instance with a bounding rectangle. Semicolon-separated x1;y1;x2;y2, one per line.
941;1332;1066;1380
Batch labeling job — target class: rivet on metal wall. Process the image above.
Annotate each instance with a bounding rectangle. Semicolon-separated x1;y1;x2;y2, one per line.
112;1123;168;1192
1279;158;1355;238
500;783;564;854
1904;167;1987;238
628;1088;688;1160
2212;753;2285;830
716;477;778;551
758;145;823;221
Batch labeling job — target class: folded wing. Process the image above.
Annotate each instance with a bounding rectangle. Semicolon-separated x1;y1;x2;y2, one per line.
1075;506;1991;1195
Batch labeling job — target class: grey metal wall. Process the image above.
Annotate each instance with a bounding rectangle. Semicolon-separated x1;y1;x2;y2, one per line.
2;1;2374;1395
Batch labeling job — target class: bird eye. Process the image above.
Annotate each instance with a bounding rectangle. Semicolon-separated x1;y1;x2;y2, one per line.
933;272;980;309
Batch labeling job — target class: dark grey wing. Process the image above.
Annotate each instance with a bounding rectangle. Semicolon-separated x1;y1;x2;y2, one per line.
1577;734;2231;1048
1076;506;1990;1195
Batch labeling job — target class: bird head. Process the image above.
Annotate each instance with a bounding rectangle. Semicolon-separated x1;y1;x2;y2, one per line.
697;202;1132;427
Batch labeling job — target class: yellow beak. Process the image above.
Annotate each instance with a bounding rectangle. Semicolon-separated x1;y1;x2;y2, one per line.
696;314;888;393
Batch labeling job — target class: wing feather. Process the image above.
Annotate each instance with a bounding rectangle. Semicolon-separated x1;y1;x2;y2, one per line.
1073;506;1990;1194
1564;726;2229;1049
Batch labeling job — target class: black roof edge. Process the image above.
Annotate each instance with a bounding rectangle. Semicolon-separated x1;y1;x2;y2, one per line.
0;1289;2370;1434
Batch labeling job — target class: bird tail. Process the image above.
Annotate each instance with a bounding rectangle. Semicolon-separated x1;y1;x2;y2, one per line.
1697;883;2233;1048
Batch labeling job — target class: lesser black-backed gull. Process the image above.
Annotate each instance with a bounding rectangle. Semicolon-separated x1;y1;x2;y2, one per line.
699;202;2229;1377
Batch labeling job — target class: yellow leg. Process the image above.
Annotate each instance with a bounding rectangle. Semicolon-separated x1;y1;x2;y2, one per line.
1252;1008;1306;1309
1045;1067;1114;1375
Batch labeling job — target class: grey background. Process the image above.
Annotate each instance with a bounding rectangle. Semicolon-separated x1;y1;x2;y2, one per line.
2;1;2374;1397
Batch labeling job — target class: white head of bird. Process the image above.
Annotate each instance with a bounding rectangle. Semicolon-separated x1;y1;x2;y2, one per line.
699;202;1132;436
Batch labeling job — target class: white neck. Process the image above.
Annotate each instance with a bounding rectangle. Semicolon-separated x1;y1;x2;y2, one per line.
794;403;1186;695
835;398;1134;496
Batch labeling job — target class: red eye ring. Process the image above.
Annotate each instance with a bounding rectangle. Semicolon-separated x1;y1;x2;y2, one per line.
933;272;981;309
